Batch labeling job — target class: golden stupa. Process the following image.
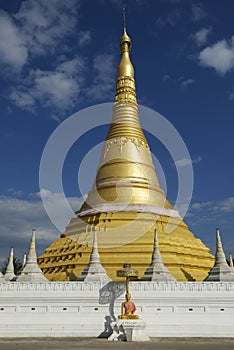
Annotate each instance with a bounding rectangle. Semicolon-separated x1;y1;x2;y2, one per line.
38;21;214;281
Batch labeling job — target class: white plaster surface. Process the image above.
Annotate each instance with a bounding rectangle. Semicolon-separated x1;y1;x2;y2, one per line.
0;282;234;338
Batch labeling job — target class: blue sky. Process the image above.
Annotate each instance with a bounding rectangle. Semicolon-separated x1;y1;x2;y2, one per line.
0;0;234;264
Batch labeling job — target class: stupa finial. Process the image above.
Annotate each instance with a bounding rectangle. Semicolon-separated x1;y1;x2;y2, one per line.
123;7;126;30
121;7;130;47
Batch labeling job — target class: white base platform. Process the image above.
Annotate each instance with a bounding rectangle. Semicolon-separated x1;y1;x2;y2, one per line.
108;319;151;341
0;281;234;338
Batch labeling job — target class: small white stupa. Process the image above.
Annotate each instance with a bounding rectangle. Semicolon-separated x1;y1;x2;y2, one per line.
77;229;111;283
17;229;48;283
142;229;176;281
4;247;16;281
205;228;234;282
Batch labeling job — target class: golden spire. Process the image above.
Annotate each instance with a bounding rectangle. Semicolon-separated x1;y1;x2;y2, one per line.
78;10;170;212
115;8;136;104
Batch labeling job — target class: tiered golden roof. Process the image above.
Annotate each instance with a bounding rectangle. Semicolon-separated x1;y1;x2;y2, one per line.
39;18;214;281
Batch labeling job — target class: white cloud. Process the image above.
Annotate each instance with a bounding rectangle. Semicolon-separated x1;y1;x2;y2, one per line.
9;90;35;110
34;70;79;109
213;197;234;213
9;56;86;115
0;0;92;119
199;36;234;75
8;188;23;197
0;190;83;259
86;53;115;100
0;195;57;249
191;27;212;46
175;156;202;168
33;56;86;110
192;197;234;214
1;1;115;117
0;0;82;71
14;0;80;57
56;56;86;76
8;51;115;117
192;3;206;22
180;78;195;88
186;197;234;242
191;201;213;211
0;11;28;70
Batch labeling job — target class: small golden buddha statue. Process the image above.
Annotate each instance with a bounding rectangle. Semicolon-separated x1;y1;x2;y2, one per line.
118;293;139;319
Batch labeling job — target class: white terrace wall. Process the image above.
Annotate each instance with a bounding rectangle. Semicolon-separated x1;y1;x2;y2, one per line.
0;282;234;338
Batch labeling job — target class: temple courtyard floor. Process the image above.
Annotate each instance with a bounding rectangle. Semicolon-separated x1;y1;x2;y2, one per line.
0;338;233;350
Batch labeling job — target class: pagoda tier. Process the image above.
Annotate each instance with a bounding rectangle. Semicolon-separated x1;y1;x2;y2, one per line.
39;212;213;281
